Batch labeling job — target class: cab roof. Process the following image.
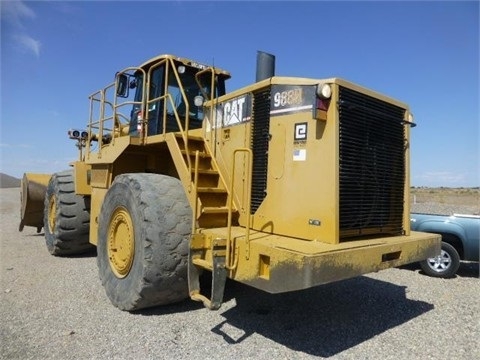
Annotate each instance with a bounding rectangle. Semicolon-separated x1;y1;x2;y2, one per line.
139;54;231;79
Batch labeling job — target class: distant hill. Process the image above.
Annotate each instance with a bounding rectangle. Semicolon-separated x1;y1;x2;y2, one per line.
0;173;21;188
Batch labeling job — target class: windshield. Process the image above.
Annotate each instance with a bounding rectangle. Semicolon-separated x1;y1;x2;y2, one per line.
166;65;225;119
128;61;226;135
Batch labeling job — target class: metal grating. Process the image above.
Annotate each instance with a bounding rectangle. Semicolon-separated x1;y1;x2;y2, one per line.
338;86;405;238
250;88;271;214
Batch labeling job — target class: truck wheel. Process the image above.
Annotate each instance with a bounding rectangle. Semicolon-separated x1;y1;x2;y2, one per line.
97;173;191;311
420;241;460;278
44;170;93;256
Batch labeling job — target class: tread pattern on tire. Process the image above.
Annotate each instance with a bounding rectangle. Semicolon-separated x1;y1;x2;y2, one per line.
44;170;93;256
97;173;192;311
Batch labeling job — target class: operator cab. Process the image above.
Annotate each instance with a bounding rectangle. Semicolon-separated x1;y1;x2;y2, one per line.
116;55;230;137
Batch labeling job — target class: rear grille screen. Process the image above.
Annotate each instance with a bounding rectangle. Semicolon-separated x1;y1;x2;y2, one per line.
338;86;405;238
250;88;271;214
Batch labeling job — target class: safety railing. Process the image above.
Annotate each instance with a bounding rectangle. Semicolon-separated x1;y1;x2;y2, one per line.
227;148;253;268
144;58;197;173
195;67;217;154
85;59;215;172
86;86;114;159
191;150;201;236
86;67;146;160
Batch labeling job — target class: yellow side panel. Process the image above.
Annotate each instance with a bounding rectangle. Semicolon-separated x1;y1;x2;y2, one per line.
85;136;131;164
74;161;91;195
90;165;111;188
252;108;339;243
89;187;108;246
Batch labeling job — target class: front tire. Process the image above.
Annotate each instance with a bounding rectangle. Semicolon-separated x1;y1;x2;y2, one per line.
97;173;192;311
44;170;93;256
420;240;460;278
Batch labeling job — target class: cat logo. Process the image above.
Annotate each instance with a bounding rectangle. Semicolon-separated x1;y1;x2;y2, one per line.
222;95;250;126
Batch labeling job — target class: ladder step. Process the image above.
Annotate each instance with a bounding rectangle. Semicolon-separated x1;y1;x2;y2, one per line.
197;187;227;194
193;169;218;175
189;254;227;310
181;150;211;158
192;258;212;269
174;133;204;142
202;206;229;214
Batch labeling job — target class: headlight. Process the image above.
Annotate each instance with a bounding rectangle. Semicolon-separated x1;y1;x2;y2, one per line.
194;95;204;107
68;129;88;140
316;83;332;99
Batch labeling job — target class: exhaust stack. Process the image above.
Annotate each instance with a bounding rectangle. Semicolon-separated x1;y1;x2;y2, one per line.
256;51;275;82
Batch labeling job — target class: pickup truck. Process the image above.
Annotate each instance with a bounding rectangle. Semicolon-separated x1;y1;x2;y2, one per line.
410;213;480;277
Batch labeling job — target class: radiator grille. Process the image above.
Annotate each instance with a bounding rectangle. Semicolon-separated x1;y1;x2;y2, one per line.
338;87;405;238
250;89;271;214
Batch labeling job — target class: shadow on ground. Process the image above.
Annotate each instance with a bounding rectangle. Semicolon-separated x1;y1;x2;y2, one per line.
129;271;434;356
401;262;480;279
209;276;433;357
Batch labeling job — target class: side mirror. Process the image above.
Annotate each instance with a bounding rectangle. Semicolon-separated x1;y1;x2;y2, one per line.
116;73;129;98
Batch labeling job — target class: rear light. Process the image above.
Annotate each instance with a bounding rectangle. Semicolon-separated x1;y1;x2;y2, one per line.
314;83;332;121
316;83;332;99
316;98;330;111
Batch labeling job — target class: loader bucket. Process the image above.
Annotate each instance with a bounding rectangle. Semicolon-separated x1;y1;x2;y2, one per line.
19;173;51;233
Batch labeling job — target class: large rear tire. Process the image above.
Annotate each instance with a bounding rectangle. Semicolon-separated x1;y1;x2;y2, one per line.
97;173;191;311
44;170;93;256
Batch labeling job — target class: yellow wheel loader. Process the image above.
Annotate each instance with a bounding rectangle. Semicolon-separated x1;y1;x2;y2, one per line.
19;52;440;311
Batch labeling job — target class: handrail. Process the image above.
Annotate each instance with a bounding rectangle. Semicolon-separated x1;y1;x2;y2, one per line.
145;91;193;173
84;58;201;173
146;59;168;142
226;148;253;268
86;84;118;157
194;67;215;101
114;67;145;144
167;59;192;173
98;87;108;157
85;67;146;160
195;67;217;155
192;151;200;235
144;58;193;172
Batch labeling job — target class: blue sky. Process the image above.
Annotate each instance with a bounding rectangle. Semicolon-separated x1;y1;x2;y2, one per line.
1;0;478;187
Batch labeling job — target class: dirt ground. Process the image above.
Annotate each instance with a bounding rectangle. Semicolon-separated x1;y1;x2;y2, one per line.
1;187;479;360
411;187;479;205
410;187;480;215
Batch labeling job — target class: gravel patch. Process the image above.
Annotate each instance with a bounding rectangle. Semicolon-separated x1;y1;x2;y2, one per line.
411;202;479;216
1;188;479;359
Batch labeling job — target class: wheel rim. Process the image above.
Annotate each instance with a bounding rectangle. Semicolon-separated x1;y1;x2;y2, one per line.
47;195;56;233
107;207;135;278
426;249;451;272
